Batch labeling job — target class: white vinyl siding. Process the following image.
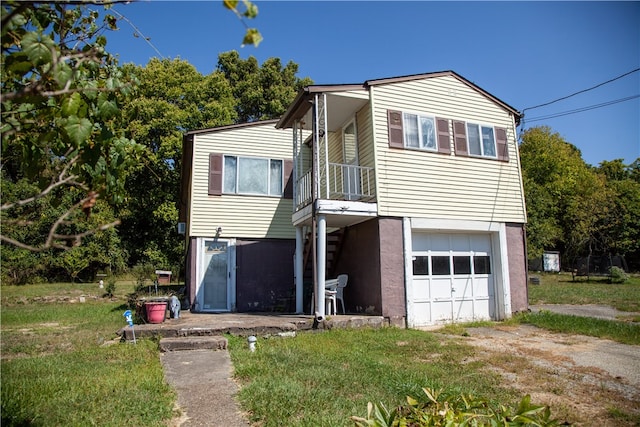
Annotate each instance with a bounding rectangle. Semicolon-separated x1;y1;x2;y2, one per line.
370;75;526;223
190;123;295;239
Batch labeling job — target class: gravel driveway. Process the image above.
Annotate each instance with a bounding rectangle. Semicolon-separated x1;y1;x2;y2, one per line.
457;305;640;426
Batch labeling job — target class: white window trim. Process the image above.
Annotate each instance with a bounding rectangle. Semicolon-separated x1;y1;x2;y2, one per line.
222;154;284;197
402;111;438;152
465;122;498;159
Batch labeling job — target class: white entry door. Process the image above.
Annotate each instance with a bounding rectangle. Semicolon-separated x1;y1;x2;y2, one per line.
410;233;495;326
342;120;360;200
198;239;232;311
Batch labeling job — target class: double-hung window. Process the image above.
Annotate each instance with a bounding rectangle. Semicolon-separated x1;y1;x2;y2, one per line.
403;113;437;151
223;155;283;196
466;123;496;158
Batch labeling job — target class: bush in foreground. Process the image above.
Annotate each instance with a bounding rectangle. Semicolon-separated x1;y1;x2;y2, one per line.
352;387;562;426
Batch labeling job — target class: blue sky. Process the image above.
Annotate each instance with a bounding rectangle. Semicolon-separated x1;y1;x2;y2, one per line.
104;1;640;167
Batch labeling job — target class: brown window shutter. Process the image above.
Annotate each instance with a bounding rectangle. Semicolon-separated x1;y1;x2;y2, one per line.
283;159;294;199
495;127;509;162
436;118;451;154
387;110;404;148
208;153;223;196
453;120;468;157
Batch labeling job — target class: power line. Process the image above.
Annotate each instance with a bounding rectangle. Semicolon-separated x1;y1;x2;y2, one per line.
522;68;640;113
525;94;640;123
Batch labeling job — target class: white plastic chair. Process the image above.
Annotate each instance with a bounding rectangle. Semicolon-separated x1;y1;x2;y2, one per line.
334;274;348;314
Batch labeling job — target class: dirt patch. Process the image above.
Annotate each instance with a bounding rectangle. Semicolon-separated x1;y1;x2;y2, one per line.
458;325;640;426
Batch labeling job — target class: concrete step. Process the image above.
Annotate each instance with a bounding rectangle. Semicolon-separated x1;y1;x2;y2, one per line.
159;336;228;352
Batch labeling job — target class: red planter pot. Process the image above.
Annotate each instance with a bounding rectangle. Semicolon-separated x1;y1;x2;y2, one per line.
145;301;167;324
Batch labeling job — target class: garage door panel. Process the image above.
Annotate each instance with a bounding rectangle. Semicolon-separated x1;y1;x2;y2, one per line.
474;277;491;298
409;232;496;327
432;301;452;322
431;278;452;299
454;300;474;322
452;277;472;298
412;277;431;300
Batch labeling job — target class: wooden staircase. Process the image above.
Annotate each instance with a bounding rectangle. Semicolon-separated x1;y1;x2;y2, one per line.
303;228;346;282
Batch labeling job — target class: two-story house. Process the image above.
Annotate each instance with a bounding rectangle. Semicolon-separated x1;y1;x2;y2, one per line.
179;70;528;328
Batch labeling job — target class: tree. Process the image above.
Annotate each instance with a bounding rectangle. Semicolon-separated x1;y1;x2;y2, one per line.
1;1;262;256
217;50;313;123
519;126;607;266
118;54;312;269
596;158;640;270
1;1;144;252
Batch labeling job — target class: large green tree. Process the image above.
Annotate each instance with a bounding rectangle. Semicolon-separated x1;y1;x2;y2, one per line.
520;126;640;271
595;159;640;270
118;53;312;270
117;58;237;269
217;50;313;123
1;1;143;252
0;0;262;283
520;127;606;265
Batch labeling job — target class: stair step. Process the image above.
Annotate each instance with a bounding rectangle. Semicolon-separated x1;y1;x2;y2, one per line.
159;336;228;352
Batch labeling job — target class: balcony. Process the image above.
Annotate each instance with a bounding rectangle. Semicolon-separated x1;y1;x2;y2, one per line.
296;163;376;209
293;163;377;228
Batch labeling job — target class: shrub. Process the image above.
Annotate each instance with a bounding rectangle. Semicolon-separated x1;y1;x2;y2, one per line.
609;266;629;284
104;277;116;298
351;387;561;426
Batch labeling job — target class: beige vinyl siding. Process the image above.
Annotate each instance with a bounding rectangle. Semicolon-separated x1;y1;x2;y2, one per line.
190;123;296;239
371;75;526;223
356;106;374;169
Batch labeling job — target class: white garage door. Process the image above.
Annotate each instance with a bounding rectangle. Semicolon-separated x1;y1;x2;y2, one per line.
410;233;495;326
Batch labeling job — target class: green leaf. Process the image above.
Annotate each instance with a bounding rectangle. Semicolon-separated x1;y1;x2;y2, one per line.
61;93;83;117
21;32;54;66
64;116;93;147
53;61;73;87
97;93;119;119
242;28;262;47
243;1;258;18
223;0;238;10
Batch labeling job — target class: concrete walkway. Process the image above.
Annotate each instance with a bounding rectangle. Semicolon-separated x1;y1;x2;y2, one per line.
161;349;249;427
149;313;386;426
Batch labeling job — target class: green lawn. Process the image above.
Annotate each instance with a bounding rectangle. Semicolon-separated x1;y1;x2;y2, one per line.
527;272;640;312
1;281;176;426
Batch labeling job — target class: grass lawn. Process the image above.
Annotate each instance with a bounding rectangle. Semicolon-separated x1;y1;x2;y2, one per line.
527;272;640;312
3;274;638;426
1;281;176;426
228;328;522;427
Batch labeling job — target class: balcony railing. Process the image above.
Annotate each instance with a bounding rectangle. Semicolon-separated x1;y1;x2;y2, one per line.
295;163;376;209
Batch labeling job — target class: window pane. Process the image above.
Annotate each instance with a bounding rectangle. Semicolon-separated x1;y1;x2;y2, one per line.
412;256;429;275
420;116;436;149
223;156;237;193
467;124;481;155
432;256;451;275
238;157;268;194
453;256;471;274
404;113;419;148
481;126;496;157
270;159;283;195
474;256;491;274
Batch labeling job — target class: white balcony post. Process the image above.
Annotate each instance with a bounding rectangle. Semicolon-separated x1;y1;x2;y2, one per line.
295;226;304;313
315;214;327;319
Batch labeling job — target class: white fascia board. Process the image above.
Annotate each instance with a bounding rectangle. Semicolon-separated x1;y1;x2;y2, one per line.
315;199;378;216
410;218;502;233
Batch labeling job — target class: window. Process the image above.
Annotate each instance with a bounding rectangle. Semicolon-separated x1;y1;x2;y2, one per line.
466;123;496;158
412;256;429;275
473;256;491;274
223;155;283;196
432;256;451;275
403;113;437;150
387;110;450;154
453;256;471;274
